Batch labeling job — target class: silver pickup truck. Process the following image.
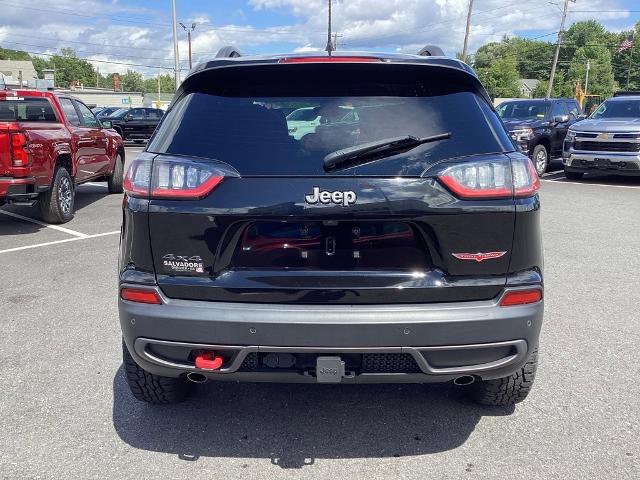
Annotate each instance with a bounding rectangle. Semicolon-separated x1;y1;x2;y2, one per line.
563;94;640;179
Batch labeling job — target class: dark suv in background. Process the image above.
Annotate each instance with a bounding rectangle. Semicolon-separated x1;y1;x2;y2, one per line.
119;49;543;407
497;98;584;175
107;107;164;143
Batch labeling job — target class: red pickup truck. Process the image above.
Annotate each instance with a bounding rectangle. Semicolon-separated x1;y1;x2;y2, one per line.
0;89;124;223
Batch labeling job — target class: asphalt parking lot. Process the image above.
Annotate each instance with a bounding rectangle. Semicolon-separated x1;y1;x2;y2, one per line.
0;149;638;479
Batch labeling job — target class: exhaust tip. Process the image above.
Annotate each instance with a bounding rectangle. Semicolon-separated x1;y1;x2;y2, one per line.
453;375;475;386
186;372;208;384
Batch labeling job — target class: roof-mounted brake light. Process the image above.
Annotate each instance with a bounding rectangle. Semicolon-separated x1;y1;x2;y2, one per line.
278;56;381;64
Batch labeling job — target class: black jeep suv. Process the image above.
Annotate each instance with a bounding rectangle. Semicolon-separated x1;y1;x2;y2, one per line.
119;50;543;406
497;98;583;175
108;107;164;143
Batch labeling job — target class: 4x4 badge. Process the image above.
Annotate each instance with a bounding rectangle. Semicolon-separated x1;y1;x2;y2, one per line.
305;186;357;207
452;251;506;262
163;254;204;273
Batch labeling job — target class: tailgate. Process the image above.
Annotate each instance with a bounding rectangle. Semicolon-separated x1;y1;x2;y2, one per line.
142;61;516;304
148;174;514;304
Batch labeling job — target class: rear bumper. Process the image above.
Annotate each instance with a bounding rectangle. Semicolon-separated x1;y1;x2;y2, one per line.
0;176;39;201
119;285;543;383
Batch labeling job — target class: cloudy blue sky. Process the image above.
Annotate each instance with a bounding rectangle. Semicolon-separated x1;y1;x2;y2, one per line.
0;0;638;76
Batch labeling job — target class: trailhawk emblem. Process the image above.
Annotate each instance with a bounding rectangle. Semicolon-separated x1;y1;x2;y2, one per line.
452;251;507;262
305;186;357;207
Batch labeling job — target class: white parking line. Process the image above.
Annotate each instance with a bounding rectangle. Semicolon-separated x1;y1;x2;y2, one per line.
540;179;640;190
0;210;89;237
84;182;107;187
0;230;120;254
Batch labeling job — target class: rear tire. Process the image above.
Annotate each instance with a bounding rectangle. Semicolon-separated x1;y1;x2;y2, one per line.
532;145;548;176
564;170;584;180
470;348;538;406
38;166;74;224
107;152;124;194
122;341;191;404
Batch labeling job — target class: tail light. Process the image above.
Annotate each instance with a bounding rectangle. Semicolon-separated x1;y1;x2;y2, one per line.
120;288;162;304
438;157;539;199
10;132;28;167
499;289;542;307
123;157;225;199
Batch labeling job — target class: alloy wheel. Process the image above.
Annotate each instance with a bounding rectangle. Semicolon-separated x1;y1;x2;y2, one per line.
58;176;73;215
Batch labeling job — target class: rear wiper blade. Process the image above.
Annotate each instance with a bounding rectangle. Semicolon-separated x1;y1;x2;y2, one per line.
323;132;451;172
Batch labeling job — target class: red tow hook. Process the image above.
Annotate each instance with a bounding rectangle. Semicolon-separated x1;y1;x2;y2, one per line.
194;351;224;370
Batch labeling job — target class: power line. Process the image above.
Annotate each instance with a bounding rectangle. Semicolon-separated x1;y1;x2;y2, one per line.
5;48;175;70
0;0;320;36
2;33;167;52
342;1;554;46
0;39;174;65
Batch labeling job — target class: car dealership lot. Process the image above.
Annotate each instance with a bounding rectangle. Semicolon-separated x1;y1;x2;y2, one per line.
0;148;638;479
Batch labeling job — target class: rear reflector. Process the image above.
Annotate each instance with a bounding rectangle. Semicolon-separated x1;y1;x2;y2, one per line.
499;289;542;307
123;157;226;200
438;157;539;200
120;288;162;304
279;56;381;63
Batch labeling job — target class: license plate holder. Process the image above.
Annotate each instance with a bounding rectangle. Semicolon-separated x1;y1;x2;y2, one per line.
594;158;610;168
316;356;345;383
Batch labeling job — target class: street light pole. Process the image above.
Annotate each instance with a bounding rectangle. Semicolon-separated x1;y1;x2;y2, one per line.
546;0;575;98
171;0;180;90
180;22;197;70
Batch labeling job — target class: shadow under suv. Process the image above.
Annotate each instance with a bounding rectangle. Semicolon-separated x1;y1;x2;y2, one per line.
119;50;544;406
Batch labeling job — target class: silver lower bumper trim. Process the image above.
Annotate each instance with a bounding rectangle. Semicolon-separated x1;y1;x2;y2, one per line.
134;337;528;376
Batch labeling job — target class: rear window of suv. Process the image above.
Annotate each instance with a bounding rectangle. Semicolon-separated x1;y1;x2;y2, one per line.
0;97;57;122
148;64;513;176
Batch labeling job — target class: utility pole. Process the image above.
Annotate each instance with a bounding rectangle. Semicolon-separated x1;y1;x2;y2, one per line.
627;36;635;89
325;0;334;56
157;73;162;108
171;0;180;90
96;66;99;88
332;32;343;50
546;0;575;98
584;59;590;97
180;22;197;70
462;0;474;61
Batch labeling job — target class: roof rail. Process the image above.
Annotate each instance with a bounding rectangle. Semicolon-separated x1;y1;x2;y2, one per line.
215;46;242;58
417;45;445;57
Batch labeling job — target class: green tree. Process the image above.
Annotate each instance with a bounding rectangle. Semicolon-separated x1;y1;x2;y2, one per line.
611;21;640;90
473;37;514;69
476;56;521;99
567;46;615;98
142;74;176;94
510;37;554;80
119;70;144;92
32;48;97;88
532;71;573;98
0;47;31;61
